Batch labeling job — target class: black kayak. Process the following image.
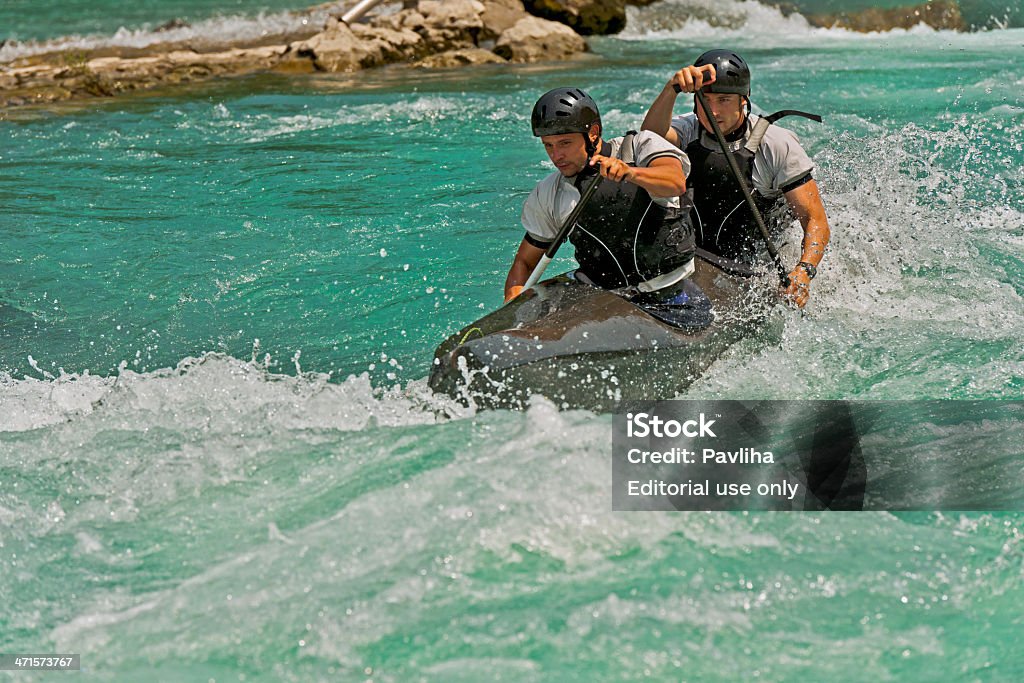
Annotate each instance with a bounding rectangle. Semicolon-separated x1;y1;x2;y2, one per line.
428;250;774;412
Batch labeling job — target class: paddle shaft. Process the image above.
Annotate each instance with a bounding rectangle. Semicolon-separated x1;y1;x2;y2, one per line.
523;172;604;290
680;85;790;286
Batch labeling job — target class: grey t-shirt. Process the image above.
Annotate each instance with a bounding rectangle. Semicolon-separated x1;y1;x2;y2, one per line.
670;113;814;198
521;131;689;244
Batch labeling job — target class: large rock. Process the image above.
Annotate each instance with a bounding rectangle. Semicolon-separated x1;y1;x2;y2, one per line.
292;22;424;72
493;15;587;62
372;0;487;52
480;0;530;41
350;24;426;64
522;0;626;35
413;48;507;68
0;45;292;106
92;46;289;88
293;23;378;71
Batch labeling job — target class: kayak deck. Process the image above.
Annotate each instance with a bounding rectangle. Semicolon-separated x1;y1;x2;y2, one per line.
428;255;773;411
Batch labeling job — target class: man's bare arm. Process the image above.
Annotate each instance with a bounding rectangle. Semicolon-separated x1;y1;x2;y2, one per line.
641;64;717;146
587;156;685;198
504;238;547;301
781;179;830;308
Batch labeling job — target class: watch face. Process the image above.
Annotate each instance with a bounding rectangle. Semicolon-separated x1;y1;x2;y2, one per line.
799;262;817;279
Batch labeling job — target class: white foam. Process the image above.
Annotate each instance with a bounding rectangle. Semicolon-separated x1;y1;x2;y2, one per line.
0;352;469;434
177;95;477;144
620;0;1024;45
621;0;818;42
37;394;729;667
0;7;333;62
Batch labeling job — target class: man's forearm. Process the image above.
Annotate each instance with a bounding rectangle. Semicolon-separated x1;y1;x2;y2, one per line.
785;180;829;266
505;240;547;297
641;86;678;137
800;220;830;266
628;162;686;198
505;261;532;292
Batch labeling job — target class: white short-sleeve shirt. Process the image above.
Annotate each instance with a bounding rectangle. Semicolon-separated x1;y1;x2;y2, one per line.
670;113;814;199
521;131;689;244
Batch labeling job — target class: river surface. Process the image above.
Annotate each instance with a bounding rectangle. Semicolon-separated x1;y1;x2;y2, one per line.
2;0;1023;680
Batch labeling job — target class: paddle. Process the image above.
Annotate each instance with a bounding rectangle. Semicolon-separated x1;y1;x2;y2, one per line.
675;83;790;286
522;171;604;290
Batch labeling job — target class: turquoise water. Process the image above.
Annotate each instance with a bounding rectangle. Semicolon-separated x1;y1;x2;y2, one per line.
2;0;1024;679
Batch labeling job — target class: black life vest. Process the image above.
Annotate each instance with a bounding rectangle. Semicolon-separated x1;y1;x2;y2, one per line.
684;111;821;263
568;134;694;289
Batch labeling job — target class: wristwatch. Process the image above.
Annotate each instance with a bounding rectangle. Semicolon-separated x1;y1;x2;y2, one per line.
797;261;817;279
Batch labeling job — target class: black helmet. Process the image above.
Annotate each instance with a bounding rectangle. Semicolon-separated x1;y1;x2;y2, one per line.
694;49;750;98
531;87;601;137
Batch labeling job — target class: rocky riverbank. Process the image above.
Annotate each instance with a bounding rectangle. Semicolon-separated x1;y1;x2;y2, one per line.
0;0;974;110
0;0;590;109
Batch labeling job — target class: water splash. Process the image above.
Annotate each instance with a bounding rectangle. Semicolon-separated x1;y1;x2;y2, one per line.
620;0;1021;43
0;352;471;434
684;113;1024;401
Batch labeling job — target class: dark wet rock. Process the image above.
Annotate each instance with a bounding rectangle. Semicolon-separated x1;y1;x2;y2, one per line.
521;0;625;35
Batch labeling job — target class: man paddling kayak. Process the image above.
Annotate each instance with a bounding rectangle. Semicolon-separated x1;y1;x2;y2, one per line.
642;49;831;308
504;88;705;320
431;92;773;409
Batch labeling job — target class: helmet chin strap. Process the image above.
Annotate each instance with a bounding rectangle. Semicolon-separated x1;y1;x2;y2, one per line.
583;126;599;159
